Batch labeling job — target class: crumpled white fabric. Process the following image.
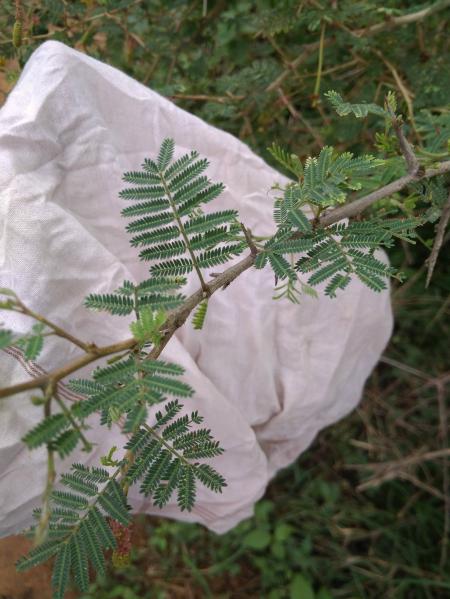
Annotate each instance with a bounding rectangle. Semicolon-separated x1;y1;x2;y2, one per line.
0;41;393;536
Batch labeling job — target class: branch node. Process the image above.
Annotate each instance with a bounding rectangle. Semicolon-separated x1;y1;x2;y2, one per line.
387;105;420;176
240;222;258;256
201;283;212;298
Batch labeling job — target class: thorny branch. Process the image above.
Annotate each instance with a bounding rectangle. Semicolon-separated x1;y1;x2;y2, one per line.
1;126;450;401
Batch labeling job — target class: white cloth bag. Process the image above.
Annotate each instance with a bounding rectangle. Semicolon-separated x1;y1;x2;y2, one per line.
0;41;393;536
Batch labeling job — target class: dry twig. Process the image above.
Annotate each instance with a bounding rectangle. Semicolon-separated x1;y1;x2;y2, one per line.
426;191;450;287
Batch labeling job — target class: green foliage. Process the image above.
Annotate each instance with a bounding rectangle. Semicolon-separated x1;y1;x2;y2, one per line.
16;464;130;598
260;169;422;297
243;528;272;550
14;323;46;360
3;2;450;597
6;97;450;599
70;356;194;423
52;430;81;459
3;0;449;160
129;308;166;345
117;277;186;295
192;299;208;330
270;145;383;210
0;327;13;349
123;404;148;435
120;138;244;285
66;379;104;395
325;90;387;119
84;289;184;316
150;257;194;277
416;109;450;154
293;221;405;294
290;574;315;599
84;293;134;316
257;88;447;301
267;143;304;179
22;413;70;449
124;401;225;509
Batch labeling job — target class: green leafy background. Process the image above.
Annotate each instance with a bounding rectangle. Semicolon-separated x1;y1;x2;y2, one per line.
1;1;450;597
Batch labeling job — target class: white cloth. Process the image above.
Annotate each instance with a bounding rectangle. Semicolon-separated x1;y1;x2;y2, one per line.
0;41;393;536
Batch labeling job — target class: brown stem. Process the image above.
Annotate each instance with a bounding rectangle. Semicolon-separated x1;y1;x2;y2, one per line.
0;255;255;400
276;87;324;147
387;105;419;175
426;191;450;287
240;223;258;256
170;93;244;104
34;383;56;546
320;160;450;227
0;338;136;399
12;296;96;353
1;158;450;402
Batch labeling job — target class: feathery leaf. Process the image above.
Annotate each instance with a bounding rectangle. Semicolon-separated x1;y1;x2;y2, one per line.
192;299;208;330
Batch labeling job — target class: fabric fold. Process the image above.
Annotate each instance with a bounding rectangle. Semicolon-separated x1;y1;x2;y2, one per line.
0;41;393;535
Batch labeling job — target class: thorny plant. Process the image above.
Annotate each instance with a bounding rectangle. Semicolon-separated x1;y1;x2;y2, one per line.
0;85;449;597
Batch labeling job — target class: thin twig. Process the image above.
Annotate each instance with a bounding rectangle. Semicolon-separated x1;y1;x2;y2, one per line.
34;382;56;546
170;93;244;104
391;472;445;501
383;60;419;141
8;293;96;353
320;160;450;226
266;41;321;92
276;87;324;146
240;223;258;256
0;337;136;399
436;380;450;567
0;255;255;400
347;447;450;471
387;104;419;174
426;191;450;287
84;0;143;21
357;0;450;36
312;21;326;107
379;355;429;380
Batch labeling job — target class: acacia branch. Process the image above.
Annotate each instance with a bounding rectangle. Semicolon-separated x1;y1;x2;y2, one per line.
320;161;450;227
0;338;136;399
146;253;256;362
0;255;255;400
1;158;450;401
